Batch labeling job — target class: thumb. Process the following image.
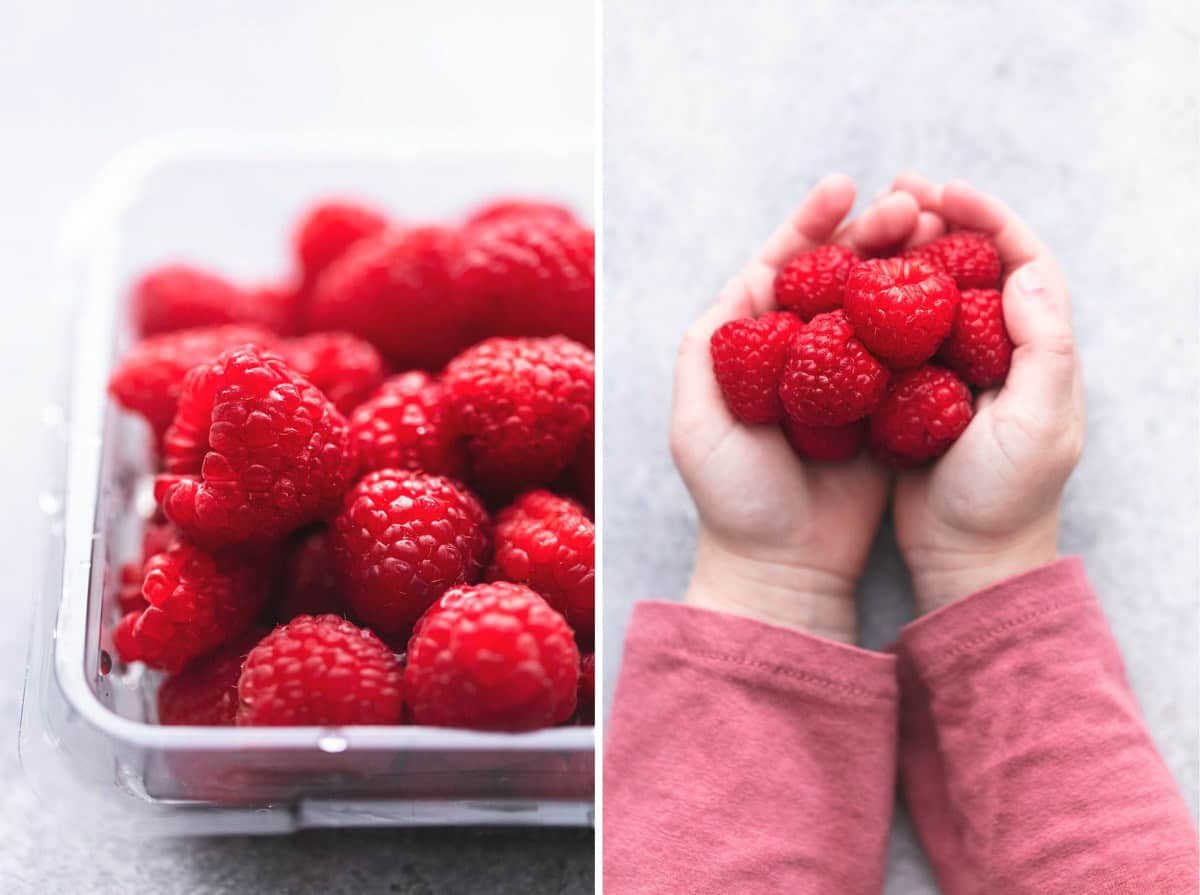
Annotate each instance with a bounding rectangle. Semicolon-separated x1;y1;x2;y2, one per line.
999;259;1079;421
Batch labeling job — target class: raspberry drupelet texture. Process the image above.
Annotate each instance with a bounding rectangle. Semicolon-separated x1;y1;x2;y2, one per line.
237;614;404;726
938;288;1014;387
577;653;595;724
443;336;595;498
309;226;469;370
275;527;348;623
870;365;974;466
348;372;470;480
108;325;278;442
464;198;579;229
906;230;1002;290
157;627;266;726
777;310;890;426
405;582;580;731
709;312;804;424
113;538;269;674
331;469;491;637
782;417;868;462
488;490;595;642
131;264;267;337
293;199;389;287
843;257;961;369
455;216;595;346
278;331;386;415
773;245;860;320
156;345;357;547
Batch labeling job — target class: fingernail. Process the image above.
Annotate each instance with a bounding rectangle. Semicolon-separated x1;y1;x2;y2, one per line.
1017;264;1045;295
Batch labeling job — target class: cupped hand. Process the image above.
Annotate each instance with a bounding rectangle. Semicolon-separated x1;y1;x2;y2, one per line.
889;173;1085;613
671;174;921;642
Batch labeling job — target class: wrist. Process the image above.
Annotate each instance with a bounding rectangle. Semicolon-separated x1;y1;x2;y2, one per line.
684;530;858;643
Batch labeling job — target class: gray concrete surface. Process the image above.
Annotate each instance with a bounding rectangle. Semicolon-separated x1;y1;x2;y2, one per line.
0;3;592;893
602;1;1198;891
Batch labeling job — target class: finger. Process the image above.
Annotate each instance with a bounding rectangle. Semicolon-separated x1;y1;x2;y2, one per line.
939;180;1049;271
998;259;1080;419
891;171;944;212
834;190;921;254
758;173;857;271
901;211;947;249
671;278;757;431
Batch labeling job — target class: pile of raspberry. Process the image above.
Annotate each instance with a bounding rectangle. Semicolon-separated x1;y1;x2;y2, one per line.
711;231;1012;465
107;197;595;732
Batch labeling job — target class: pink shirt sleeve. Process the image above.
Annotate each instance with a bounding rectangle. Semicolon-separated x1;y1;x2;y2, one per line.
897;557;1199;894
603;601;899;895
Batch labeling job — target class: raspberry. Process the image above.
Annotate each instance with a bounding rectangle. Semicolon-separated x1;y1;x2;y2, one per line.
464;198;579;229
843;257;960;368
566;432;595;509
246;281;305;336
275;527;348;622
309;226;469;370
157;627;266;726
348;372;470;480
938;288;1013;387
156;345;357;546
108;325;278;441
112;539;269;673
578;653;595;724
443;337;594;497
488;490;595;642
293;200;389;286
279;332;386;415
710;312;803;424
773;245;860;320
131;265;264;337
778;310;890;426
906;230;1002;290
870;365;973;466
117;561;148;614
331;469;491;637
782;417;867;462
237;614;404;726
455;216;594;346
404;582;579;731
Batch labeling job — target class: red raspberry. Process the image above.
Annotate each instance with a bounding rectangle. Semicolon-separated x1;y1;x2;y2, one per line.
782;417;867;462
404;582;579;731
843;258;960;368
566;432;595;509
275;527;348;622
117;561;148;614
331;469;491;637
773;245;860;320
443;337;594;497
310;226;469;370
157;627;266;726
108;325;278;441
130;265;257;337
578;653;595;724
906;231;1002;290
710;312;804;424
464;198;579;229
278;332;386;415
348;372;470;480
237;614;404;726
293;200;389;286
488;490;595;642
938;288;1013;388
245;281;305;336
112;539;269;674
870;365;973;466
156;345;357;546
456;216;594;346
778;310;890;426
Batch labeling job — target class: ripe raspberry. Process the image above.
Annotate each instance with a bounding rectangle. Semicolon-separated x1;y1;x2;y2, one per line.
405;582;579;731
108;325;278;441
843;257;960;368
237;614;404;726
157;627;266;726
275;527;348;622
488;490;594;642
117;561;148;614
906;230;1002;290
309;226;469;370
578;653;595;725
348;372;470;480
331;469;491;637
782;417;867;462
773;245;860;320
456;216;594;346
156;345;357;546
938;288;1013;388
465;198;579;229
112;539;269;674
293;199;389;286
778;310;890;426
565;432;595;509
710;312;804;424
279;332;386;415
870;365;973;466
246;281;305;336
443;337;594;497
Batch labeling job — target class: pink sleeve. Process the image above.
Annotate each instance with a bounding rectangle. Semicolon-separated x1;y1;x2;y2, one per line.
602;601;898;895
898;557;1199;894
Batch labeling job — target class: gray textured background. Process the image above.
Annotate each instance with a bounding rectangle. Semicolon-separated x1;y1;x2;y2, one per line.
0;2;592;893
602;1;1198;891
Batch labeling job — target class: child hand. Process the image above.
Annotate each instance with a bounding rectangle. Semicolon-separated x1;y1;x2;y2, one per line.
889;174;1085;613
671;174;922;642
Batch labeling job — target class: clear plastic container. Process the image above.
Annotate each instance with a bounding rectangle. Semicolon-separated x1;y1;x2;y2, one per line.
21;136;595;836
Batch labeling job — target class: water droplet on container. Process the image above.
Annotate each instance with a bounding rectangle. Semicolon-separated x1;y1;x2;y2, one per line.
99;650;112;675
